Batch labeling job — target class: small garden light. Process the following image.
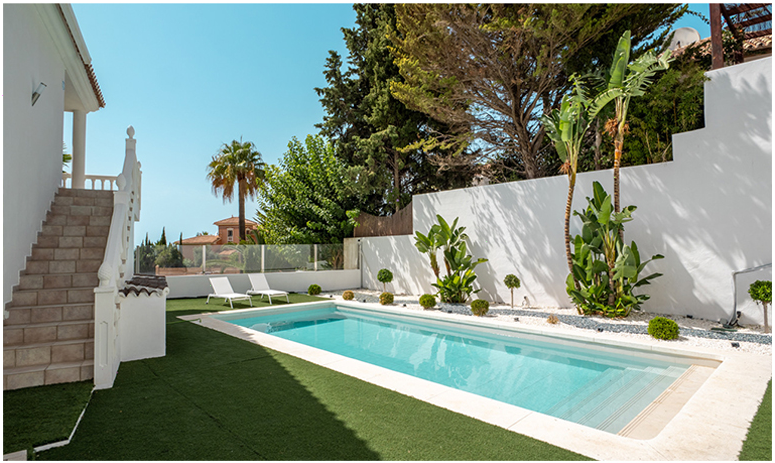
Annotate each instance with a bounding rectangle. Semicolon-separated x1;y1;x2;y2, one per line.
731;342;740;348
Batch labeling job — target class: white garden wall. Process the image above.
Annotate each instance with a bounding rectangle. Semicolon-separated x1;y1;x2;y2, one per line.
362;57;772;324
166;270;361;299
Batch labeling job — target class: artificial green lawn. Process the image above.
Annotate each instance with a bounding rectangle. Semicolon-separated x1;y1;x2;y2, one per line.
37;295;590;460
3;380;93;455
6;295;771;460
738;379;772;461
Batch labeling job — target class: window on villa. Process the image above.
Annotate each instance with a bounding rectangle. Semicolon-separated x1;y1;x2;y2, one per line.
227;228;234;243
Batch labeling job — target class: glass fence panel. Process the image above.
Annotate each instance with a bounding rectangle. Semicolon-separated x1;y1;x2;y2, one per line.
135;243;348;276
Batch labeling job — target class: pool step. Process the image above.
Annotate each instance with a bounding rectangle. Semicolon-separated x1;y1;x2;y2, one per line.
546;365;686;433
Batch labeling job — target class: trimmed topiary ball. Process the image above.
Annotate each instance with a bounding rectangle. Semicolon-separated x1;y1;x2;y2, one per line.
470;299;489;316
648;316;679;340
342;290;354;301
308;284;322;296
380;292;394;305
419;294;436;310
377;268;393;292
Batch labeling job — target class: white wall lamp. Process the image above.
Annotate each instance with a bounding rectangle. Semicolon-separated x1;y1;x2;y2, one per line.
31;82;47;106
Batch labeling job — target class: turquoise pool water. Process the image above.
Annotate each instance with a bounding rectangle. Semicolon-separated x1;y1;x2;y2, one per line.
215;305;688;434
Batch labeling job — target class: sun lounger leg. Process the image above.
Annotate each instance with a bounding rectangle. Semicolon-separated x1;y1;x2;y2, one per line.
229;298;234;309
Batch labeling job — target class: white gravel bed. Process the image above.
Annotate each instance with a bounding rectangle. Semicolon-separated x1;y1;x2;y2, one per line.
320;289;772;356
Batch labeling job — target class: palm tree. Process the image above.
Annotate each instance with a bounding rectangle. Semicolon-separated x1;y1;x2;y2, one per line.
207;139;266;242
589;30;672;216
541;76;591;279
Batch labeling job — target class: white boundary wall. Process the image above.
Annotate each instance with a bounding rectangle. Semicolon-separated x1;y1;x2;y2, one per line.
167;270;361;299
362;58;772;324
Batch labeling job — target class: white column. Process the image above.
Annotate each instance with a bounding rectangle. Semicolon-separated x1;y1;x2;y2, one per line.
72;110;87;188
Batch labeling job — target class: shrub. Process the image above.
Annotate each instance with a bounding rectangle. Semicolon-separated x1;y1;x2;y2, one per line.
749;280;771;334
379;292;394;305
648;316;679;340
419;294;436;309
547;314;559;324
470;299;489;316
504;274;521;307
377;268;393;292
308;284;322;296
342;290;354;301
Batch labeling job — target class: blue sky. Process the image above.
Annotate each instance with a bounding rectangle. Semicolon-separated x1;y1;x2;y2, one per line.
68;3;710;245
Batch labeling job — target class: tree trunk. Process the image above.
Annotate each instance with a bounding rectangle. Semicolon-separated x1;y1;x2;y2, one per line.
393;151;401;214
564;174;576;278
593;118;603;170
613;138;622;214
238;180;246;242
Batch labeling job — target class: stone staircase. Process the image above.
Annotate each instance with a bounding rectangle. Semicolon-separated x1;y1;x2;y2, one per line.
3;188;114;390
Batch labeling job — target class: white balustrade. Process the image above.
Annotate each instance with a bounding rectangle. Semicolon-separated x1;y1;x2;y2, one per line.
61;173;119;190
93;126;142;390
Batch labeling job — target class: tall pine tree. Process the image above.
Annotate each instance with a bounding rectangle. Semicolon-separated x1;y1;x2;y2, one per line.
316;4;473;215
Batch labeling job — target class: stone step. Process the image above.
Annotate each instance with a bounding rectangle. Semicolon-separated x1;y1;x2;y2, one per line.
53;194;113;208
33;235;108;250
3;359;94;390
4;338;94;370
21;259;102;276
39;224;111;238
48;204;113;217
44;212;112;227
4;320;95;346
8;286;96;308
57;188;114;199
16;272;99;291
27;247;105;263
3;303;94;326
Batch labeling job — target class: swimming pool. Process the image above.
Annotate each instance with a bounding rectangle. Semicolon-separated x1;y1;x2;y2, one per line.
212;303;702;435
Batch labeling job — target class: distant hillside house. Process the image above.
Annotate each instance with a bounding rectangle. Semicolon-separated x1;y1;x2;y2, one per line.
178;217;258;245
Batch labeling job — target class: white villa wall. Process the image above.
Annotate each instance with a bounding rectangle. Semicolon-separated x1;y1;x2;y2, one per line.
3;5;69;306
362;58;772;324
166;270;361;299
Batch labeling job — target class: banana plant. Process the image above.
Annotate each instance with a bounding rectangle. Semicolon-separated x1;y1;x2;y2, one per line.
432;238;488;303
541;76;592;281
567;182;662;317
588;30;672;218
436;215;468;276
414;224;443;278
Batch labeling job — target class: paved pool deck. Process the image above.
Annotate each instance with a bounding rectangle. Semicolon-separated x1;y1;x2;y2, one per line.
181;302;772;461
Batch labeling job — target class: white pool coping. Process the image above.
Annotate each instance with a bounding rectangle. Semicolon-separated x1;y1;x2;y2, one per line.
180;301;772;461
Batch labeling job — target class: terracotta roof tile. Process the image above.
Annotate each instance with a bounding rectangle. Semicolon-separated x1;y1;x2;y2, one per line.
178;235;220;245
213;216;258;226
119;275;168;297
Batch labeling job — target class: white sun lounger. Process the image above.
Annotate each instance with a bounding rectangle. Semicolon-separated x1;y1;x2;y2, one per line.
246;273;289;304
206;277;253;309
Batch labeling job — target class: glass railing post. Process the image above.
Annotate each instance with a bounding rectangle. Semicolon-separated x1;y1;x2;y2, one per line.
314;244;318;271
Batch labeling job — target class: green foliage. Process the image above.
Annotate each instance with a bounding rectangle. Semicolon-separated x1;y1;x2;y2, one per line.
414;225;443;278
316;4;472;215
391;4;686;181
207;139;265;240
504;273;521;308
157;227;167;246
419;216;487;303
155;245;184;269
377;269;393;284
342;290;355;301
432;239;488;304
257;135;361;244
379;292;394;305
749;281;772;304
470;299;490;317
567;182;663;317
308;284;322;296
504;275;521;290
419;294;436;309
648;316;679;340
